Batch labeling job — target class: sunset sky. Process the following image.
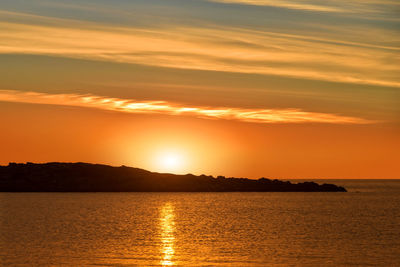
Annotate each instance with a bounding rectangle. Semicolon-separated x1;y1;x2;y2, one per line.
0;0;399;178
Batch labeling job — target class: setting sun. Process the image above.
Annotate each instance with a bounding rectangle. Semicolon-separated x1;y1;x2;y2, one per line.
156;151;185;173
161;154;181;169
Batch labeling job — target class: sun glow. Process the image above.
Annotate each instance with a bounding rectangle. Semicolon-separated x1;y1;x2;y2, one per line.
162;155;180;169
156;151;186;173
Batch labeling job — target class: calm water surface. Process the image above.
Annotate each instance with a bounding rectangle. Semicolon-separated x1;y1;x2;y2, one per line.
1;180;399;266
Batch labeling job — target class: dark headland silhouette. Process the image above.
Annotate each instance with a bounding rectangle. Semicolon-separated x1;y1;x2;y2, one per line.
0;162;346;192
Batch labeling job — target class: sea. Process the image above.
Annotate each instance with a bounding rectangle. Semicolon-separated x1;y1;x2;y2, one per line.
1;180;399;266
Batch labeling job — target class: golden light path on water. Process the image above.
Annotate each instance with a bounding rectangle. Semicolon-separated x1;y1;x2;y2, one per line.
160;203;175;266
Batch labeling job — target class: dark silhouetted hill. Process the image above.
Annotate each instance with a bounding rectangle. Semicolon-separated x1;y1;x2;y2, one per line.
0;162;346;192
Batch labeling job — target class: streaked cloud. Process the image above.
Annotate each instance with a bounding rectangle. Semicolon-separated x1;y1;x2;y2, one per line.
207;0;400;14
0;14;398;88
208;0;346;12
0;90;374;124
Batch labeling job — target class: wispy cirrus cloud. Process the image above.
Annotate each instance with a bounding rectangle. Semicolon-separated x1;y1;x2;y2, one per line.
207;0;400;14
0;90;374;124
208;0;345;12
0;15;399;88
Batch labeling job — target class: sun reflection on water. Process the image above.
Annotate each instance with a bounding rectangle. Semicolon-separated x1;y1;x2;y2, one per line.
160;202;175;266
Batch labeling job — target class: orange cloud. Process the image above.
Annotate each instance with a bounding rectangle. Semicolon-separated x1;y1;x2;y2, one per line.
0;90;374;124
208;0;345;12
0;11;399;88
207;0;400;14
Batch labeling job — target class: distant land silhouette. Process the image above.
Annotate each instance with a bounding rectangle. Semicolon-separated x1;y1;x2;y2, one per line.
0;162;346;192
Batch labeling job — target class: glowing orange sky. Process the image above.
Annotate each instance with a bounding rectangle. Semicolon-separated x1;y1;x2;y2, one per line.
0;0;399;178
1;102;399;178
